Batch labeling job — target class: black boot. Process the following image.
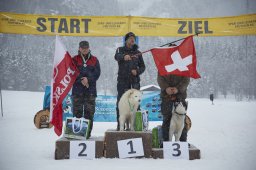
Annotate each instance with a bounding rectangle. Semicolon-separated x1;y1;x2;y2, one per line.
179;128;187;142
116;124;120;131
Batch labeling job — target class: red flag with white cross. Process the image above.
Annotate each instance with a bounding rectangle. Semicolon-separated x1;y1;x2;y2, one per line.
151;36;201;79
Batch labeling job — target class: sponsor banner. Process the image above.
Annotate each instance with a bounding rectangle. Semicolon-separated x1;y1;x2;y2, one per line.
43;86;162;122
1;12;255;36
94;95;117;122
131;14;256;36
140;91;162;121
93;91;162;122
0;12;128;36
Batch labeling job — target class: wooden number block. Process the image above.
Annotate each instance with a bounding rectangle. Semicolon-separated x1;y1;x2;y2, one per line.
55;136;104;160
104;129;152;158
152;144;201;160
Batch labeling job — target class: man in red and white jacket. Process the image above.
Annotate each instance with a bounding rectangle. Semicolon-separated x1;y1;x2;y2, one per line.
72;41;101;138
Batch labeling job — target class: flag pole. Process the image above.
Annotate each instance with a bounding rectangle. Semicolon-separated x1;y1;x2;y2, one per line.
159;32;199;47
0;82;3;117
131;33;200;57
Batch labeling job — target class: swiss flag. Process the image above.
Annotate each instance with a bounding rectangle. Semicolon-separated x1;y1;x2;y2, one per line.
50;36;79;136
151;36;200;79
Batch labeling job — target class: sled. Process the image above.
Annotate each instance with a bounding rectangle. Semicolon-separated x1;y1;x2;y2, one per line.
33;109;53;129
185;115;192;131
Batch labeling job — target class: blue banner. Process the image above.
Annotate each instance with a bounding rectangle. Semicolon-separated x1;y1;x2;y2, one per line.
140;91;162;121
43;86;162;122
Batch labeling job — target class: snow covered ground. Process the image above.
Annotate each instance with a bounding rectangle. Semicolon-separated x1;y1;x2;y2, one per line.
0;90;256;170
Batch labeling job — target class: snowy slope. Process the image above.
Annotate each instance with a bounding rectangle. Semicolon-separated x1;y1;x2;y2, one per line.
0;90;256;170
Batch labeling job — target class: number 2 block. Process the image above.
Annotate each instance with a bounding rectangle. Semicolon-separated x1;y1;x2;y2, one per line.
69;141;95;159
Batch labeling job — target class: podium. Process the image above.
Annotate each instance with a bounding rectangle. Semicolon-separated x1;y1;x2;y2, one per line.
55;129;200;160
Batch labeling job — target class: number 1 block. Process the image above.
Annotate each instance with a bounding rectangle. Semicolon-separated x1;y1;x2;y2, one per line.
104;129;152;158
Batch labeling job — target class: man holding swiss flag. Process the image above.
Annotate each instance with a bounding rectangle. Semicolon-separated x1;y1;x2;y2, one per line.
151;35;200;143
151;35;200;79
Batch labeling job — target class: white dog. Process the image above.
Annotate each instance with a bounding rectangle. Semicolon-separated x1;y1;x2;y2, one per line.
169;102;187;141
118;89;142;131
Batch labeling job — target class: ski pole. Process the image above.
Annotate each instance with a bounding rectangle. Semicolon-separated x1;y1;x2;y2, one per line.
0;83;3;117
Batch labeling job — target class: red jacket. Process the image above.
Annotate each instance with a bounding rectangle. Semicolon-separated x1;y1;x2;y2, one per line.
72;53;101;96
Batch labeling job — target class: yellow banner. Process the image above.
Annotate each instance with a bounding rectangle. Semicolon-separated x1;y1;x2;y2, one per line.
131;14;256;36
0;12;255;36
0;12;129;36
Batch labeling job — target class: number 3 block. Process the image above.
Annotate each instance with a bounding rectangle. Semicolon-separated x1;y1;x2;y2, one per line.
152;144;201;160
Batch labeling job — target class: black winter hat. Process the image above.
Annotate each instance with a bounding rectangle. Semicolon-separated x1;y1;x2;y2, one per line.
125;32;136;41
79;41;89;48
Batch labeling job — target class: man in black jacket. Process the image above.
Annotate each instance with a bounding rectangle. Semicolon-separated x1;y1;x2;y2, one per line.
114;32;145;130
